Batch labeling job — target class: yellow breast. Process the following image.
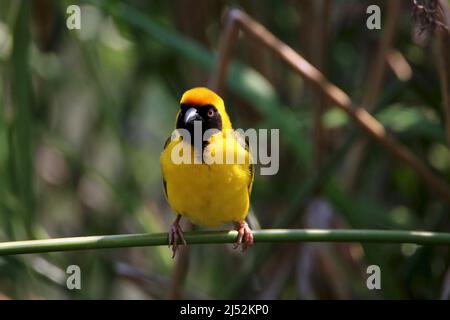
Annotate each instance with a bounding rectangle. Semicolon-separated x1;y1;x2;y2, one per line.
160;133;252;227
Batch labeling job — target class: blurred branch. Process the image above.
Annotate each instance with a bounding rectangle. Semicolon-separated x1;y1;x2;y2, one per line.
208;10;240;91
9;0;34;235
209;8;450;204
436;0;450;145
311;0;331;169
1;229;450;256
363;0;403;112
344;0;402;190
386;49;413;81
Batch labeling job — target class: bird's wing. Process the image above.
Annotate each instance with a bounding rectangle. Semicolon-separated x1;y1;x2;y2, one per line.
234;131;254;193
245;136;255;193
161;135;172;200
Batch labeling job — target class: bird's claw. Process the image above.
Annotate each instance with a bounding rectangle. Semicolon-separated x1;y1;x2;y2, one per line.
169;217;186;258
233;221;253;252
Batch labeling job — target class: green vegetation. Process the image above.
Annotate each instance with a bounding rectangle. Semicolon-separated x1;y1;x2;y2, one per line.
0;0;449;299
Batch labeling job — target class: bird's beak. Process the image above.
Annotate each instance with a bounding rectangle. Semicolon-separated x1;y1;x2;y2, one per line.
184;107;203;125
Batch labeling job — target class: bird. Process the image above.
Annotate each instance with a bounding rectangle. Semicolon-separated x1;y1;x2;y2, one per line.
160;87;254;257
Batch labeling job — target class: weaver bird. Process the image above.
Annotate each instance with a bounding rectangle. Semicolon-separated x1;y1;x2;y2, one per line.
160;87;254;257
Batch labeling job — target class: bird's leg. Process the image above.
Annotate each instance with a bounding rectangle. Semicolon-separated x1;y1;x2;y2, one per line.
169;215;187;258
233;220;254;251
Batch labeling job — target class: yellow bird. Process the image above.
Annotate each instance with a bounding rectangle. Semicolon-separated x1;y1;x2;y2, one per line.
160;87;254;257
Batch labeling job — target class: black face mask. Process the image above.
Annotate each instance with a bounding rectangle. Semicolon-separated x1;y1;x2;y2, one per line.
176;104;223;148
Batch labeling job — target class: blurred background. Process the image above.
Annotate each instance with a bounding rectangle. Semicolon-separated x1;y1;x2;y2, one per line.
0;0;450;299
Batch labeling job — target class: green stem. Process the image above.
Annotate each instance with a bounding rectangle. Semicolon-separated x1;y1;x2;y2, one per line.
10;1;34;235
1;229;450;256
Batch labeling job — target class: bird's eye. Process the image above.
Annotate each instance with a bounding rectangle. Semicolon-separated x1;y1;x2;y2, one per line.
207;109;214;117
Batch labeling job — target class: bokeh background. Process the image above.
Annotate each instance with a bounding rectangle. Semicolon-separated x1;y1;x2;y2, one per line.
1;0;450;299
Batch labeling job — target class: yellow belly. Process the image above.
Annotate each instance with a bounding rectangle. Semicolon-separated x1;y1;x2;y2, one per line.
160;137;251;227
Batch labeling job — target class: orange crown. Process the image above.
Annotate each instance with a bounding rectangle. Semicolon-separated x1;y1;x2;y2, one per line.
180;87;223;107
179;87;232;129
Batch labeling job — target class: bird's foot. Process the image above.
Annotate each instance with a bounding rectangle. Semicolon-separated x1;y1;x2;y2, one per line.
233;221;253;251
168;215;186;258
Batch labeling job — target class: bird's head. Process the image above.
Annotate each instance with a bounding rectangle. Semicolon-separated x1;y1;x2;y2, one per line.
176;87;232;144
